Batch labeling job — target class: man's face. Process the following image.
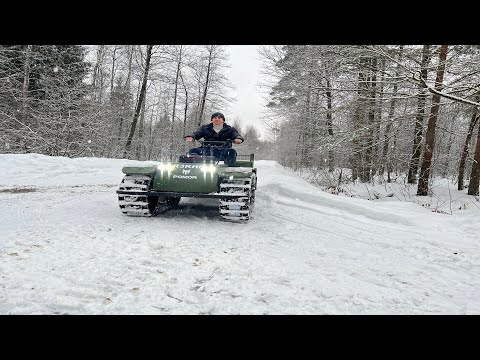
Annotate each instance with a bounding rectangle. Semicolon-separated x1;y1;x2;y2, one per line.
212;116;224;126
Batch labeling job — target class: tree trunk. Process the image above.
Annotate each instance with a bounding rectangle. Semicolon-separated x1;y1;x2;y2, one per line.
170;45;182;160
458;95;479;190
197;46;214;127
441;125;454;177
363;57;377;182
373;57;385;176
467;114;480;196
19;45;33;151
408;45;432;184
110;45;118;94
124;45;153;158
353;56;375;183
118;45;134;146
302;89;311;167
91;46;103;90
147;106;155;161
380;45;403;178
325;78;334;172
180;70;189;153
417;45;448;196
352;67;367;182
21;45;32;119
92;45;106;102
136;96;146;159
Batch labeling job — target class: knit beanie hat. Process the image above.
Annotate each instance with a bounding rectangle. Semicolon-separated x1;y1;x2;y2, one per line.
211;112;225;121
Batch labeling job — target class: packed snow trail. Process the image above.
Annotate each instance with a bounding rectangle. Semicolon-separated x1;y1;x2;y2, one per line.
0;154;479;314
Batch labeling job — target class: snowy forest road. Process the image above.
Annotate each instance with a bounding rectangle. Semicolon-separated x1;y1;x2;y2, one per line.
1;155;479;314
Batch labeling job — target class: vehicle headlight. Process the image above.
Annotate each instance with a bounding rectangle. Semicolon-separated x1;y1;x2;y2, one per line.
201;164;216;173
158;163;175;172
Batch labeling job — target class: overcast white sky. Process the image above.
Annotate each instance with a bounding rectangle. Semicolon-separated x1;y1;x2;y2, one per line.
225;45;267;139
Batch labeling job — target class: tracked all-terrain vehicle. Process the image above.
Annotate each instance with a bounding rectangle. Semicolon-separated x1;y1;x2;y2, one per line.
116;140;257;221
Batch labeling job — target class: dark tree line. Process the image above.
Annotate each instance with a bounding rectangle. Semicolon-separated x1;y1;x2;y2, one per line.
259;45;480;196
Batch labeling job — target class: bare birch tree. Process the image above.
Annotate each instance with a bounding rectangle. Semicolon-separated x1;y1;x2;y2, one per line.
124;45;153;158
197;45;215;127
468;115;480;195
457;94;479;190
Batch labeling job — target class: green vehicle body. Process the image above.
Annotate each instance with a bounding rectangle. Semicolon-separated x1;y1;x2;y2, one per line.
120;155;255;195
117;147;257;220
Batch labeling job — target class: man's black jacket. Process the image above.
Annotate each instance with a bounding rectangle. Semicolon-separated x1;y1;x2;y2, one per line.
189;123;244;146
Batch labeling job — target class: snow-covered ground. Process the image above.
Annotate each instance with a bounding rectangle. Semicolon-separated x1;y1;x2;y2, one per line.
0;154;479;314
295;166;480;216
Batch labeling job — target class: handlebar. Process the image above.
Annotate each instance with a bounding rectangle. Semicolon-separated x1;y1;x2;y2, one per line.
199;140;232;147
184;137;238;147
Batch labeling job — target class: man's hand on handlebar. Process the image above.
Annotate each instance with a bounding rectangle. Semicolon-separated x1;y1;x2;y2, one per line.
185;137;242;144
